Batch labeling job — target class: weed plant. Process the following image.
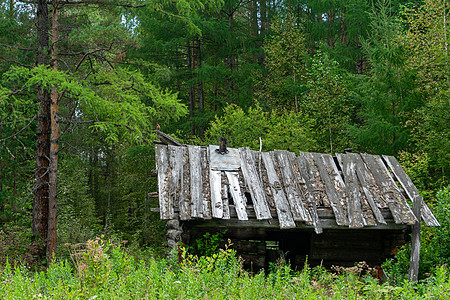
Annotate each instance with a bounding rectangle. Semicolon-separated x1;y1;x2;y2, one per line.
1;237;449;299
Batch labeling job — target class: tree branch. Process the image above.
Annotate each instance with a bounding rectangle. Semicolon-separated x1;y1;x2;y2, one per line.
0;117;36;142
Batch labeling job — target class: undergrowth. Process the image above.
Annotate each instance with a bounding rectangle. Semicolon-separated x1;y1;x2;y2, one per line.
1;238;449;299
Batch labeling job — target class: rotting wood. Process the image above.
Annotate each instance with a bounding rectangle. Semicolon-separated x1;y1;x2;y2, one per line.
156;144;171;219
221;171;231;219
341;153;386;224
295;155;323;234
239;147;272;220
300;152;329;207
210;170;223;218
188;145;203;218
252;151;276;210
274;150;311;222
382;155;440;227
168;145;185;217
226;171;248;220
408;191;422;283
361;154;417;225
337;153;365;228
261;152;295;229
201;148;212;219
310;152;348;226
180;147;191;220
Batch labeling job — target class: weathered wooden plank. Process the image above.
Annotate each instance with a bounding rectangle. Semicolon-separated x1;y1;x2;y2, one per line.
361;153;417;224
273;150;311;222
181;147;191;220
209;145;241;171
251;150;276;209
408;192;422;283
295;154;323;234
337;153;365;228
309;152;349;226
201;148;211;219
225;171;248;220
382;155;440;227
240;147;272;220
299;152;330;207
155;144;171;219
188;145;203;218
210;170;223;218
168;145;185;219
261;152;295;229
222;180;231;219
344;154;386;225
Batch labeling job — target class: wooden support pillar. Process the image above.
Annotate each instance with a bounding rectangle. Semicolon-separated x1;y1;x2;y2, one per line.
408;195;422;283
166;218;183;256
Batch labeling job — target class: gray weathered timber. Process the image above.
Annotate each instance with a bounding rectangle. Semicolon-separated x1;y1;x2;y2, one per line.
337;153;365;228
181;147;191;220
383;155;440;227
295;155;323;233
240;147;272;220
261;152;295;229
408;192;422;283
210;170;223;218
361;154;417;224
310;152;349;226
156;144;171;219
168;145;185;219
209;145;241;171
188;145;203;218
222;177;231;219
201;148;212;219
274;150;311;222
347;154;386;224
226;171;248;220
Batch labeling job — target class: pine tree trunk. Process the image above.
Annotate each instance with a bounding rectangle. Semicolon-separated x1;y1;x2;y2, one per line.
33;0;51;255
47;0;60;262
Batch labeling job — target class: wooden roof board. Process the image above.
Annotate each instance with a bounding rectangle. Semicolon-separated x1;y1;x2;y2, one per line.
310;152;349;226
295;155;323;234
188;145;203;218
261;152;296;229
156;144;438;230
338;153;365;228
274;150;311;222
239;148;272;220
361;153;417;225
382;155;440;227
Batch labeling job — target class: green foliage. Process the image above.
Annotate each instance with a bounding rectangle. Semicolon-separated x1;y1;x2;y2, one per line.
204;103;315;152
190;231;225;257
383;188;450;285
1;241;450;299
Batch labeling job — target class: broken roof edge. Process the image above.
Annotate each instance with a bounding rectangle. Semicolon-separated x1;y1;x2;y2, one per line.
155;143;440;232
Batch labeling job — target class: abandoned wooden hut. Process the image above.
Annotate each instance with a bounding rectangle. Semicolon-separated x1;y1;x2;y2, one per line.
155;141;440;269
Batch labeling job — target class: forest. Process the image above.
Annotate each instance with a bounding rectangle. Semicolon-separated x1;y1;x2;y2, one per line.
0;0;449;298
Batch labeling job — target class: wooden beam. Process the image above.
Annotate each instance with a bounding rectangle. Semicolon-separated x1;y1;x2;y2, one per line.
408;193;422;283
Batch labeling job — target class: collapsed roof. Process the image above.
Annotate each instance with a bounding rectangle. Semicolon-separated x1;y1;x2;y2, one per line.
155;144;439;234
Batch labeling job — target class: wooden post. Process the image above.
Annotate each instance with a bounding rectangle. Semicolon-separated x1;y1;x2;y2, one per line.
408;194;422;283
166;218;183;256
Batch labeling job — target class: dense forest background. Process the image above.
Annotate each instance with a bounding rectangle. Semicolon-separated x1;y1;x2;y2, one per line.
0;0;448;271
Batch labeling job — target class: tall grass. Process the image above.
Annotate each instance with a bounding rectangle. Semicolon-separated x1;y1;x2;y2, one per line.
1;238;449;299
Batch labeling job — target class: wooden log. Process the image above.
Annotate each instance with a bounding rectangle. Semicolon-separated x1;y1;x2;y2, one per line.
261;152;295;229
361;154;417;225
274;150;311;222
408;194;421;283
382;155;440;227
337;153;365;228
155;144;172;219
239;147;272;219
310;152;349;226
188;145;203;218
295;154;323;234
226;171;248;220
